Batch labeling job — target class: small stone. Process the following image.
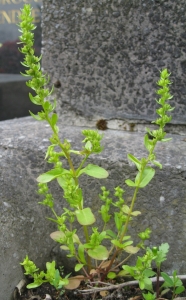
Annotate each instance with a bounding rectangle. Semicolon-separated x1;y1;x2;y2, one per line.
112;11;120;18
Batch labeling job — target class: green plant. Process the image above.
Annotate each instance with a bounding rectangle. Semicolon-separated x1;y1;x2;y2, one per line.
20;255;69;294
18;3;178;293
160;270;185;299
123;243;185;299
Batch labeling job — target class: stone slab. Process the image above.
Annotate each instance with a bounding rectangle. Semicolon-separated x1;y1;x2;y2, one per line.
0;116;186;300
41;0;186;124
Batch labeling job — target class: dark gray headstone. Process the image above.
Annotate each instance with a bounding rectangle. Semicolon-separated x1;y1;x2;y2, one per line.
0;0;42;74
0;0;42;43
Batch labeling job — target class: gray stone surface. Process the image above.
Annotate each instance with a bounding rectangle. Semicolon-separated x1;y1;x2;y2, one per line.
0;116;186;300
41;0;186;124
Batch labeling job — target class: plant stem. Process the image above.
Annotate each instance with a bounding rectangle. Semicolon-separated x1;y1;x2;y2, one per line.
156;266;160;299
119;186;139;243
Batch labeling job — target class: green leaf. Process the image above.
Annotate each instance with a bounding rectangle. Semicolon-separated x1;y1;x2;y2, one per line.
107;272;116;279
142;277;153;291
43;100;50;111
139;279;145;290
152;160;162;169
50;231;65;241
29;110;43;121
27;281;43;289
60;245;69;250
88;245;109;260
37;168;68;183
114;212;122;231
161;272;173;287
131;210;141;216
128;154;141;171
106;230;117;239
155;243;169;266
51;113;58;126
175;286;185;294
75;208;95;225
125;179;136;187
122;265;135;276
29;92;41;105
75;264;84;272
78;244;86;264
79;164;109;179
142;292;156;300
84;141;92;151
118;270;129;277
124;246;140;254
143;269;156;277
122;205;130;214
144;134;153;151
135;167;155;188
161;138;172;142
57;176;68;189
111;239;133;249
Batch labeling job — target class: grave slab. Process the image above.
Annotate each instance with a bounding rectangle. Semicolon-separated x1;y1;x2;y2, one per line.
0;74;42;120
0;116;186;300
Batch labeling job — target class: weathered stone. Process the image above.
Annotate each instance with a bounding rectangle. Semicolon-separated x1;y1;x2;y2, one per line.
0;117;186;300
41;0;186;124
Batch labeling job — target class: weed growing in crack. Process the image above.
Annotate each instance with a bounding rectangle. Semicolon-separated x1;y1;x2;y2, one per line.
18;4;184;298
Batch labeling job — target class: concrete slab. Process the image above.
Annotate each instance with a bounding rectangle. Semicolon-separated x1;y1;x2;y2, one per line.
0;116;186;300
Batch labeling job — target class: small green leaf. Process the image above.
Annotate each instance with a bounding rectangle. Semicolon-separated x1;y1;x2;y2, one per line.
75;208;95;225
122;205;130;214
37;168;66;183
155;243;169;266
128;154;141;171
78;244;86;264
161;138;172;142
144;134;153;151
29;110;43;121
124;246;140;254
79;164;109;179
118;270;129;277
152;160;162;169
175;286;185;294
29;93;41;105
125;179;136;187
50;231;65;241
139;279;145;290
75;264;84;272
60;245;69;250
106;230;117;239
85;141;92;151
161;272;173;287
27;282;42;289
131;210;141;216
142;277;153;291
143;269;156;277
135;167;155;188
107;272;116;279
88;245;109;260
51;113;58;126
111;239;133;249
114;213;122;231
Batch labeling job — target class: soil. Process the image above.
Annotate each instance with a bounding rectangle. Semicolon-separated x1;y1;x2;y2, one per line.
14;279;186;300
14;282;142;300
